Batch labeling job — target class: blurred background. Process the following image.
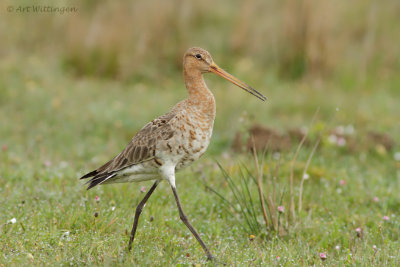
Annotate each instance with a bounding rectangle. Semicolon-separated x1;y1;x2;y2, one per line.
1;0;399;171
1;0;399;158
2;0;400;81
1;0;400;265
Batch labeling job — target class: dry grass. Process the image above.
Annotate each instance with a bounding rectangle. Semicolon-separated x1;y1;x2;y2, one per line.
1;0;399;81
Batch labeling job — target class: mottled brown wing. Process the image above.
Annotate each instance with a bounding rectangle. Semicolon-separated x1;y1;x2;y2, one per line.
80;112;176;189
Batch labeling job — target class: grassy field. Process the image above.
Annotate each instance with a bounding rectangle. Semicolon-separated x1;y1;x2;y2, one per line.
1;54;399;266
1;1;400;266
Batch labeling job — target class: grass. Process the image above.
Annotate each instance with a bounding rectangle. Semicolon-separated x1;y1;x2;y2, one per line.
1;1;400;265
0;53;399;266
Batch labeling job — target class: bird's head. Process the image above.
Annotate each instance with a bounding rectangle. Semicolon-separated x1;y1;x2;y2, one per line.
183;47;266;101
184;47;214;73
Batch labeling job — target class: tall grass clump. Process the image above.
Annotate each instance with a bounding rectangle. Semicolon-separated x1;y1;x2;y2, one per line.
209;114;324;238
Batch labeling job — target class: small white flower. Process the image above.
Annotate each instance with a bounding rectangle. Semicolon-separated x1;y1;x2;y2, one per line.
303;173;309;180
394;152;400;161
111;206;116;211
336;126;345;135
335;245;340;250
328;134;338;144
9;218;16;224
59;161;69;169
222;152;230;160
273;152;280;160
345;125;354;135
61;231;71;241
300;126;308;134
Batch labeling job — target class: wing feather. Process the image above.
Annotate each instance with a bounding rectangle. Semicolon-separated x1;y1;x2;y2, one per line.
81;111;176;189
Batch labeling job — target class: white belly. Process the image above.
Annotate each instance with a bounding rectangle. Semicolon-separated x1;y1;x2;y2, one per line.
103;163;160;184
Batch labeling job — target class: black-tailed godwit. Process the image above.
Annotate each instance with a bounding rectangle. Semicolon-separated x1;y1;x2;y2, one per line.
80;47;266;260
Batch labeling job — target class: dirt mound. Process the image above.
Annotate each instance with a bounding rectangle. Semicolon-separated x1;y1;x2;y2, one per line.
232;124;396;154
233;124;308;152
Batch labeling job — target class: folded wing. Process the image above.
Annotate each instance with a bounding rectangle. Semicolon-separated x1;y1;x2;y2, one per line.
80;112;176;189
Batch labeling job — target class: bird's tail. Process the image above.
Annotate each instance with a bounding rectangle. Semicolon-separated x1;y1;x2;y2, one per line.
80;170;116;190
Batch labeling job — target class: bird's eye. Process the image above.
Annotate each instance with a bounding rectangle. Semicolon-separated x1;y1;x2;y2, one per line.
195;54;202;59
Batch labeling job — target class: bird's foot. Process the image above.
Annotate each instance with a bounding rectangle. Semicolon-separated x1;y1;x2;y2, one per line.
207;253;215;261
128;240;133;252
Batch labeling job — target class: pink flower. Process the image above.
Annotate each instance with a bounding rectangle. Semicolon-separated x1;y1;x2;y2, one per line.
337;137;346;147
140;186;146;193
319;252;327;260
373;197;379;202
277;206;284;213
2;144;7;151
339;180;346;186
372;245;377;250
95;196;100;202
382;216;389;221
43;160;51;167
355;227;362;237
276;256;280;260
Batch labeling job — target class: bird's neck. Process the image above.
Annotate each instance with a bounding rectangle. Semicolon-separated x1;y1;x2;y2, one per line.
183;68;216;120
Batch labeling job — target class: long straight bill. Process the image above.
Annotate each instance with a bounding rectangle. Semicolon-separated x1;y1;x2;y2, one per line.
209;63;266;101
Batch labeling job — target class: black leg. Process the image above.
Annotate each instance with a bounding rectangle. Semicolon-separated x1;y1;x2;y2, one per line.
128;180;159;251
171;185;215;260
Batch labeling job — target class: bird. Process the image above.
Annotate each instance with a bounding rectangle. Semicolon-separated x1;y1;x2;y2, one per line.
80;47;266;260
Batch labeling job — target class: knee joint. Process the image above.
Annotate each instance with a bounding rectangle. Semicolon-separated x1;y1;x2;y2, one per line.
179;213;188;221
135;205;143;215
